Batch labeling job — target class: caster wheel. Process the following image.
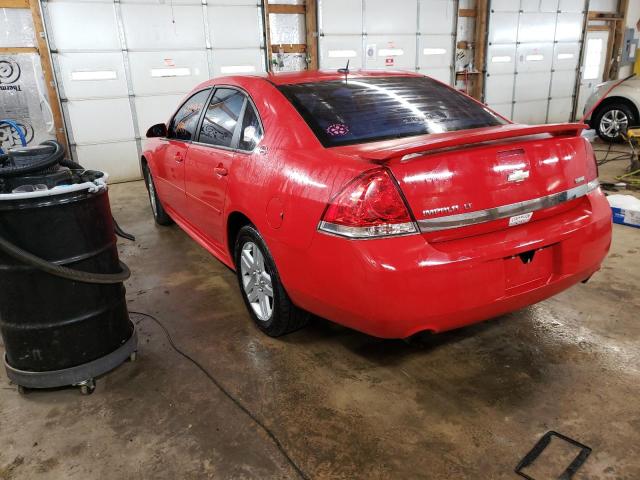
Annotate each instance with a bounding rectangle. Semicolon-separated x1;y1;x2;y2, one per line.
129;351;137;362
17;385;27;395
78;379;96;395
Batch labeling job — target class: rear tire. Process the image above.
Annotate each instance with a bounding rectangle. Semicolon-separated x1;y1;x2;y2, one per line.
594;102;636;142
143;163;173;226
234;225;309;336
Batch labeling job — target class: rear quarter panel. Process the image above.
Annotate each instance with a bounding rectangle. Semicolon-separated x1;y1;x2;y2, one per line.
221;79;369;281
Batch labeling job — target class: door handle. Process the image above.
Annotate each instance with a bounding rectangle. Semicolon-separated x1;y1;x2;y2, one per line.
214;164;228;176
174;153;183;163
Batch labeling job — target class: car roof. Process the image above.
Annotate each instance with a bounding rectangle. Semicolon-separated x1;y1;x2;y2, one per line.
198;69;424;88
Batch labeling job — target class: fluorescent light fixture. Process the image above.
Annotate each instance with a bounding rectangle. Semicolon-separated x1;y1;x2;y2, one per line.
557;53;574;60
151;67;191;78
220;65;256;74
378;48;404;57
526;54;544;61
71;70;117;81
328;49;357;58
423;48;446;56
491;55;511;63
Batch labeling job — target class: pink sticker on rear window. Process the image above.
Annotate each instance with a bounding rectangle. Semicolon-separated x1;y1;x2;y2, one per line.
327;123;349;136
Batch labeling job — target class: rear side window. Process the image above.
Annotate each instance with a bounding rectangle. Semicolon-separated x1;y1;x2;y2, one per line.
278;76;507;147
168;89;210;141
238;103;263;151
199;88;245;148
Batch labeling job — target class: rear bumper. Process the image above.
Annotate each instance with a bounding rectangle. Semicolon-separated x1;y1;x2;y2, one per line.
281;190;612;338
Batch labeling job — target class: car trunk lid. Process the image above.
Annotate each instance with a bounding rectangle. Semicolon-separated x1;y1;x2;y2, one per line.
333;124;598;242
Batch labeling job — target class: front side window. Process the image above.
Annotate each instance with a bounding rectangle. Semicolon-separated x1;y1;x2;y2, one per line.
278;76;507;147
198;88;245;148
238;103;263;151
168;89;210;141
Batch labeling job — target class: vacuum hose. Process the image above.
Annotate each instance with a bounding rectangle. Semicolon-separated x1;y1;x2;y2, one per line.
0;140;132;284
0;234;131;284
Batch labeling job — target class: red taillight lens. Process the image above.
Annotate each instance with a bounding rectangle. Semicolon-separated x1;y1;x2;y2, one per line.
319;168;417;238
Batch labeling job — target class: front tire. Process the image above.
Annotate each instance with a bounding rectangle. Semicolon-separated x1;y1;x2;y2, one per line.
234;225;309;336
594;103;635;142
143;164;173;226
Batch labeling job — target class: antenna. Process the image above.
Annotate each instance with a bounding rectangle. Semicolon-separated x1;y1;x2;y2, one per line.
338;60;350;83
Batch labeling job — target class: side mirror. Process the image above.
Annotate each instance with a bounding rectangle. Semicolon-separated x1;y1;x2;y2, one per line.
243;125;257;144
146;123;167;138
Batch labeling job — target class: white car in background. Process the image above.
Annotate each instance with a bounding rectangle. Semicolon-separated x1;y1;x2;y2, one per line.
584;76;640;141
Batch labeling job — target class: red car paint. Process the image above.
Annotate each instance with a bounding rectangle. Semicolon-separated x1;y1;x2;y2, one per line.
142;70;611;338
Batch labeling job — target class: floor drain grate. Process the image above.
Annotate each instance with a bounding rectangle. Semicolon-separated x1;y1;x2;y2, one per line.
515;431;592;480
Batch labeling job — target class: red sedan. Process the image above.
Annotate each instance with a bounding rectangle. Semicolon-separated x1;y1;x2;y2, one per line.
141;70;611;338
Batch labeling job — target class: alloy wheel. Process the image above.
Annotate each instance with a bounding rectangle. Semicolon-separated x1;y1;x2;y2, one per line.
240;241;274;321
146;172;158;217
600;109;629;138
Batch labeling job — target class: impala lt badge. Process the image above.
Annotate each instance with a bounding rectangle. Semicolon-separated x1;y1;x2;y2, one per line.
423;202;472;217
507;169;530;182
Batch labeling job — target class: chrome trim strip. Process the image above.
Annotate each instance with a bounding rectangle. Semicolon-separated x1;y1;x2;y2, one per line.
417;180;599;232
318;221;418;239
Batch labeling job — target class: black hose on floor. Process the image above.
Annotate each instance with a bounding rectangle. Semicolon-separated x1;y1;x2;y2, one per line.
130;311;310;480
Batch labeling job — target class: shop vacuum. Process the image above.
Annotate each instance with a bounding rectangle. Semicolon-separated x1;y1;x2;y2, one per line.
0;140;137;395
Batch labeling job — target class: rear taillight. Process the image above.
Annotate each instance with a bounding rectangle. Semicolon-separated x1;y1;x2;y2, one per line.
318;168;418;239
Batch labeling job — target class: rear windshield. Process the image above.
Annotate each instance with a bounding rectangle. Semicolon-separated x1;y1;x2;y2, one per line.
278;76;507;147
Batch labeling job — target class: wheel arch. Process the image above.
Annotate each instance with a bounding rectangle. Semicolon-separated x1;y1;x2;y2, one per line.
592;96;640;125
226;211;255;266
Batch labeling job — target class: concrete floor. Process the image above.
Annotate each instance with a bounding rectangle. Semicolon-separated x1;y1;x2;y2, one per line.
1;149;639;479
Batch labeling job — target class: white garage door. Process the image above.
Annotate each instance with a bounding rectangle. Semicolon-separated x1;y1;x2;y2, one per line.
484;0;586;124
42;0;266;182
318;0;457;85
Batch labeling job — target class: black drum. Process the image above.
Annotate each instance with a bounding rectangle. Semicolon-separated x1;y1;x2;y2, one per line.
0;141;136;394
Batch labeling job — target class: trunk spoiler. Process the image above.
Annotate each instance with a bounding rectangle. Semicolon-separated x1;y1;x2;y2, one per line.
358;123;588;162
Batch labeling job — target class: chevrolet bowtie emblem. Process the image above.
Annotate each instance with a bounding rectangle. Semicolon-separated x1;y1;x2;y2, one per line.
507;169;530;182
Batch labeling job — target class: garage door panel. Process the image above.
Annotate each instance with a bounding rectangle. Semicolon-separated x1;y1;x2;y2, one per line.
419;35;453;70
129;51;208;95
559;0;585;12
553;42;580;70
319;0;362;35
120;0;200;3
208;5;262;49
486;44;516;75
515;71;551;102
365;0;417;34
56;52;128;99
135;95;185;134
485;75;514;104
518;13;556;44
67;98;135;144
491;0;519;12
516;43;553;73
75;141;140;183
210;49;265;76
550;73;576;98
547;97;573;123
556;13;583;42
47;2;120;51
364;35;416;69
488;13;519;44
424;68;451;84
122;5;205;50
319;36;363;69
522;0;560;12
419;0;455;35
512;100;548;124
487;103;513;120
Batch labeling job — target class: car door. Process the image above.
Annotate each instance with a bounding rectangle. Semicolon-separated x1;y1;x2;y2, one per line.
184;87;247;244
153;88;211;215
